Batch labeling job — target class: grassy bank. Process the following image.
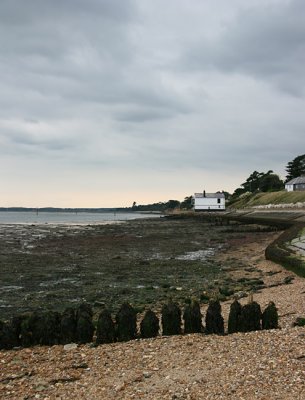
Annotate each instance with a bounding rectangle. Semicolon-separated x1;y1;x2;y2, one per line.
229;190;305;209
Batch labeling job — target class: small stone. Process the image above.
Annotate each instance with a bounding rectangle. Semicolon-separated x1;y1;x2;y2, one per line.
63;343;78;351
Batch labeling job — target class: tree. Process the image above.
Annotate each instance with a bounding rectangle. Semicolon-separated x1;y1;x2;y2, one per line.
180;196;193;210
232;170;284;197
241;170;266;192
165;200;180;210
285;154;305;182
259;173;284;192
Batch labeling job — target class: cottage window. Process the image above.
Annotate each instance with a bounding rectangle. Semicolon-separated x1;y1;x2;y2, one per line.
217;198;221;204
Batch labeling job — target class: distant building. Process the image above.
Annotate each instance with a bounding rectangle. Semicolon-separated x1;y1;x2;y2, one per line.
194;191;225;211
285;175;305;192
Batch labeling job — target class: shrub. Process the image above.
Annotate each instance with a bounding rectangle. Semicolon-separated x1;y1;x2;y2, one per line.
140;309;160;338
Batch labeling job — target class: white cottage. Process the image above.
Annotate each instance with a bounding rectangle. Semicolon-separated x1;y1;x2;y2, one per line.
194;191;225;211
285;175;305;192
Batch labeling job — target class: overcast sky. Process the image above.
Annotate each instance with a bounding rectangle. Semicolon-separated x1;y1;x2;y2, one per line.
1;0;305;207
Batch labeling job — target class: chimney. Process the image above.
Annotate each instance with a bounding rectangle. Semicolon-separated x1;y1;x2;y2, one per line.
203;190;206;197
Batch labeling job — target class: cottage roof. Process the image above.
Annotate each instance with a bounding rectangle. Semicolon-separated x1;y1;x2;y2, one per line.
285;175;305;185
194;192;225;199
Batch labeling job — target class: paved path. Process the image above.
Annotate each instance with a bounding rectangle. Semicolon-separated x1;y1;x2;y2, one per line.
290;235;305;256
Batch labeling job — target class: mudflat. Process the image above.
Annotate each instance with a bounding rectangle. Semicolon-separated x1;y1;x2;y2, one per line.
0;217;278;319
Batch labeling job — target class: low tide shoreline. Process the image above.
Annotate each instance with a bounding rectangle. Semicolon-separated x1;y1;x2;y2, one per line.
1;217;305;399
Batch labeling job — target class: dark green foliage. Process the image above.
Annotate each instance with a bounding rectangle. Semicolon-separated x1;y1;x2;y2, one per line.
205;299;224;335
240;301;262;332
259;173;284;192
76;303;94;344
232;170;284;198
60;307;77;344
180;196;193;210
140;309;160;338
96;309;116;344
228;299;242;334
285;154;305;181
183;300;202;334
116;302;137;342
131;199;180;212
161;300;182;336
262;302;278;330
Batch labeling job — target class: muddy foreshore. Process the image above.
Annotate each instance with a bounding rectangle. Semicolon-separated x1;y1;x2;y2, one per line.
1;216;305;399
0;216;281;321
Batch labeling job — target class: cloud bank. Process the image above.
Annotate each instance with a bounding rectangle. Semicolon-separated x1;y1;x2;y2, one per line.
1;0;305;206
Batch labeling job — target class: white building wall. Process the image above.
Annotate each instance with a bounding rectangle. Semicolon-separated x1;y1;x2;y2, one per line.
285;184;294;192
194;197;225;210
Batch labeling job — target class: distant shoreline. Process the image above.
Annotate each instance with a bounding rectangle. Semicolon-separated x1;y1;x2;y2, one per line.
0;207;134;213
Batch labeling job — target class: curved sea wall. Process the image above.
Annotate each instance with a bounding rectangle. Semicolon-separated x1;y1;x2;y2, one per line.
216;209;305;277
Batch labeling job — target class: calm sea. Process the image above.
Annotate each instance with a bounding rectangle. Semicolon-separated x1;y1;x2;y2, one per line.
0;211;160;225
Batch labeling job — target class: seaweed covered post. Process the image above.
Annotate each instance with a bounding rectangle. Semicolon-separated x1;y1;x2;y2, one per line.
183;299;203;334
96;308;116;344
116;302;137;342
76;303;94;344
0;319;20;349
262;302;278;330
39;311;61;345
60;307;77;344
140;309;159;339
205;299;224;335
161;299;182;336
228;299;242;334
240;301;262;332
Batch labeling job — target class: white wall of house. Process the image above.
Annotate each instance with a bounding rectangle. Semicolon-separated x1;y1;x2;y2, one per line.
285;184;294;192
194;197;225;210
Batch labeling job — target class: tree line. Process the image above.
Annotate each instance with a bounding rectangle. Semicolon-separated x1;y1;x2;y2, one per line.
231;153;305;199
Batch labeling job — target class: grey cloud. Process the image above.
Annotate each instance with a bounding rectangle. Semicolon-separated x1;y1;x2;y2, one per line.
1;0;305;207
0;0;189;126
183;0;305;95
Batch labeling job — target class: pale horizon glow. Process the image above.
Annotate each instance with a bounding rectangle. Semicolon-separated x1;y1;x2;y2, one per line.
1;0;304;207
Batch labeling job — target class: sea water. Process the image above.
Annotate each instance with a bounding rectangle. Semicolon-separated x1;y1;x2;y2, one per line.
0;211;159;225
